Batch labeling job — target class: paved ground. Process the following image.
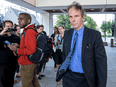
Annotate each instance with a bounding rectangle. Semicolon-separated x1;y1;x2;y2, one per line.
14;38;116;87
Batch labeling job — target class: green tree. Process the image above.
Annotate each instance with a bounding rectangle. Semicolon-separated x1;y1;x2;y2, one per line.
55;15;72;30
111;21;115;36
100;21;115;36
84;14;97;30
100;21;107;36
55;14;97;30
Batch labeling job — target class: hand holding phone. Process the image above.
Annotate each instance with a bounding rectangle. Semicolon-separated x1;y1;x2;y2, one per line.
4;40;11;45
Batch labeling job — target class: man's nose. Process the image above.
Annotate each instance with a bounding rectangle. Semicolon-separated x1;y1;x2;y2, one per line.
72;17;75;22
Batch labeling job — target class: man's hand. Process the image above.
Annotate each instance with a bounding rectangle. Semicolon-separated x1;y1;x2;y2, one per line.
0;28;7;36
8;45;17;51
13;43;20;48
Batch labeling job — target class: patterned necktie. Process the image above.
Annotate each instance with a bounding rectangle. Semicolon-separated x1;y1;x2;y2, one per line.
58;32;78;74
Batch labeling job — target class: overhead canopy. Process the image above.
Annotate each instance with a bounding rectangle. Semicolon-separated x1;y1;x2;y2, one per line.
6;0;116;14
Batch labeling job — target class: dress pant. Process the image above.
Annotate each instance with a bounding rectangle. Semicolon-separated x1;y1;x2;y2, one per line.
63;69;90;87
0;64;16;87
20;63;40;87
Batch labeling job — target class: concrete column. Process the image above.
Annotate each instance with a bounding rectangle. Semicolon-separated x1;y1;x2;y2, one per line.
114;14;116;41
49;13;53;37
39;13;53;36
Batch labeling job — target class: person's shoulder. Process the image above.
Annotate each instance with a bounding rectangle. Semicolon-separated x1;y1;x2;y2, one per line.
12;34;20;38
64;28;74;34
42;31;47;35
85;27;100;34
27;29;37;34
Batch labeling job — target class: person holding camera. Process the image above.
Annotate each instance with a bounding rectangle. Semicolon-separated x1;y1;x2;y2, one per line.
54;25;65;85
0;20;20;87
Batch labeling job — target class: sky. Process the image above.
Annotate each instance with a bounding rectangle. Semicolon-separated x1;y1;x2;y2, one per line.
87;14;114;27
0;0;115;28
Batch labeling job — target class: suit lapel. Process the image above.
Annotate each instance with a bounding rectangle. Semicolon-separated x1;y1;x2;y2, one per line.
67;29;74;53
82;26;89;61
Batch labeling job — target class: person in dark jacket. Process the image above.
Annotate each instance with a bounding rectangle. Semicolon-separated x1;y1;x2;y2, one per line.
36;25;46;80
62;1;107;87
0;20;20;87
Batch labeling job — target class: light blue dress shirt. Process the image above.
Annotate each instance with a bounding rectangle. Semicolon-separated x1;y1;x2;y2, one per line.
69;25;84;73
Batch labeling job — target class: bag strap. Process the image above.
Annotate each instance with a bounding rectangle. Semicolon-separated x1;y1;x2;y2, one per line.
22;28;37;38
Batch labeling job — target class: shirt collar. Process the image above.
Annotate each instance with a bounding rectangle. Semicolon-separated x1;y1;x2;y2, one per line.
74;25;84;36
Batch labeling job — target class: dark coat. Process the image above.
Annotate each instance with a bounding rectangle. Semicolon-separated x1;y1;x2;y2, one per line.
62;26;107;87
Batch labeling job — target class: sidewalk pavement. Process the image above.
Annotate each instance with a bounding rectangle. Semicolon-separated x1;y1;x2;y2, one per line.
14;46;116;87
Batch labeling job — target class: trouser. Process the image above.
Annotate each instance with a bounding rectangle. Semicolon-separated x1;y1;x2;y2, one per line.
52;51;56;68
63;69;90;87
0;64;16;87
54;49;62;65
16;61;20;73
20;63;41;87
37;63;44;74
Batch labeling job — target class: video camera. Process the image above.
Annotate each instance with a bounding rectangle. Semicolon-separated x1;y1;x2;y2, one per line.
5;28;17;32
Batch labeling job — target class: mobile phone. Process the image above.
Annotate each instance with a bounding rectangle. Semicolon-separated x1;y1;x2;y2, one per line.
4;40;11;45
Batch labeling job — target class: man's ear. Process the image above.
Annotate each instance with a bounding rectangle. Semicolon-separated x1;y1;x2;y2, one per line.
82;15;85;21
27;19;31;24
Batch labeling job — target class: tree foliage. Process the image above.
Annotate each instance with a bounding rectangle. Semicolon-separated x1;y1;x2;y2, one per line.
83;14;97;30
55;15;72;30
55;14;97;30
100;21;115;36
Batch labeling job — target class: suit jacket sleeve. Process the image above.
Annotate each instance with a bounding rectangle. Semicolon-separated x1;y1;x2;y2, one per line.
94;31;107;87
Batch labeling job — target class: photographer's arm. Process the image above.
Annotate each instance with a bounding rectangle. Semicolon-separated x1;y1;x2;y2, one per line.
0;29;7;49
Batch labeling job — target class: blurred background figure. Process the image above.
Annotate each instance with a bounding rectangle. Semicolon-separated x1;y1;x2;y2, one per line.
14;25;21;37
0;23;3;33
51;27;59;68
13;24;21;79
54;25;65;85
36;25;46;80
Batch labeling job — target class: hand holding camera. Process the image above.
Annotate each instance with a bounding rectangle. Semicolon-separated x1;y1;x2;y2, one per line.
0;28;7;36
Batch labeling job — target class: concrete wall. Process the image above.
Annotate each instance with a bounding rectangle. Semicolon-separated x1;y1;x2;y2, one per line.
36;0;108;7
39;13;50;36
38;13;53;36
23;0;36;6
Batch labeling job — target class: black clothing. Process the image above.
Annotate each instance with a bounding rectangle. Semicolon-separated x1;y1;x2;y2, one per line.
37;63;44;74
51;33;55;39
62;27;107;87
42;31;47;35
16;60;20;73
63;69;90;87
0;64;17;87
0;34;20;65
54;49;62;65
0;34;20;87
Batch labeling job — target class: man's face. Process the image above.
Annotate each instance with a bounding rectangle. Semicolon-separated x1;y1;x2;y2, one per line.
3;22;13;35
69;7;85;31
18;14;29;28
59;27;65;34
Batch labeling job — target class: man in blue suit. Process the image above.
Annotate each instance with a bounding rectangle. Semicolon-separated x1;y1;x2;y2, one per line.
62;2;107;87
